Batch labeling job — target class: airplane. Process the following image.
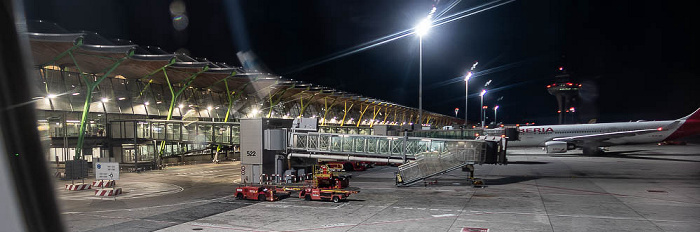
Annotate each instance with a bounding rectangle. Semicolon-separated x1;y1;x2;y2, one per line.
507;107;700;155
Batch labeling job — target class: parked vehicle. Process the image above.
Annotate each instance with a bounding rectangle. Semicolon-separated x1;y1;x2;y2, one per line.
235;185;289;201
298;187;359;203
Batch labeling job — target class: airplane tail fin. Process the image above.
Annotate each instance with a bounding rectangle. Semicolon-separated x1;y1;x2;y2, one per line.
665;107;700;141
679;107;700;121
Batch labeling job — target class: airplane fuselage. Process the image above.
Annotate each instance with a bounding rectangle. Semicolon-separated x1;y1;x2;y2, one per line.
509;120;682;147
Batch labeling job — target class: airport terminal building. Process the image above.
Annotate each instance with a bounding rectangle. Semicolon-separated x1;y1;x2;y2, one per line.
27;21;462;169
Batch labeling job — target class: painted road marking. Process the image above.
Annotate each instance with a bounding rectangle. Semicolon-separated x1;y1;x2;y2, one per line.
432;214;457;218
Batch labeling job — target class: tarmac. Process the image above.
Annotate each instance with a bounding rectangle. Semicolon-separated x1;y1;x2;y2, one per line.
57;144;700;231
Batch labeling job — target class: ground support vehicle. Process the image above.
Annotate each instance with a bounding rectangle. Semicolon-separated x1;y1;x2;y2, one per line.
235;185;290;201
313;165;350;189
297;187;360;203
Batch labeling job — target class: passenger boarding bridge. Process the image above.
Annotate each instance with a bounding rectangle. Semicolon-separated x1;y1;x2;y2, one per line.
288;132;469;162
239;118;509;186
286;131;507;186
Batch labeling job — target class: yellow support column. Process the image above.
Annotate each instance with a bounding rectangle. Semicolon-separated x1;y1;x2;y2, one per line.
267;84;294;118
369;105;382;128
381;107;390;124
340;100;354;127
356;104;371;127
401;110;406;125
298;93;318;118
321;97;339;126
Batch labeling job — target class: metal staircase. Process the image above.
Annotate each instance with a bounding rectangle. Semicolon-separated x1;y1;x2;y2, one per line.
395;141;487;187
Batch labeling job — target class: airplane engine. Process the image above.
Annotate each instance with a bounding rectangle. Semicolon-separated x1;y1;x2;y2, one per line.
544;141;568;153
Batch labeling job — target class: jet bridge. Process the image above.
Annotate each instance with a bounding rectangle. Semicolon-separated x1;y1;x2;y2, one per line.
286;131;508;186
242;118;508;185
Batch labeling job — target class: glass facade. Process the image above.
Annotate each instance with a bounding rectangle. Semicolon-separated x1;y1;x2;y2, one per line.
34;66;453;166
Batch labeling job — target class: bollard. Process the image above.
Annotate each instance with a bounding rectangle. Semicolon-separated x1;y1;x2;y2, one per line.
260;174;267;185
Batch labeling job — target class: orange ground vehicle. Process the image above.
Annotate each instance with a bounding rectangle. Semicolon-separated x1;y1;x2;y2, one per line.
280;164;360;203
314;165;349;189
235;185;289;201
298;187;359;203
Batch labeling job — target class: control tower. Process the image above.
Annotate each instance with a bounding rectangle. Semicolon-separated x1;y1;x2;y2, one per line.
546;67;581;124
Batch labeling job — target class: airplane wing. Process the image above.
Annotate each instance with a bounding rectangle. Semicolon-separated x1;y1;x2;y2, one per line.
551;121;680;145
552;128;660;144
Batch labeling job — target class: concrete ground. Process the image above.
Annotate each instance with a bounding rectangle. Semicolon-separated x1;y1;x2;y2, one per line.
56;144;700;232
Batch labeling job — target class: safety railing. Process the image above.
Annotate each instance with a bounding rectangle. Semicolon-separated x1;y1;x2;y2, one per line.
396;141;485;186
288;132;458;158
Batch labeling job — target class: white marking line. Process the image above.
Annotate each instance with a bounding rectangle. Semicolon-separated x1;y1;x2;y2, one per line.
66;211;180;225
334;202;350;209
62;196;235;214
260;202;341;210
384;206;459;212
322;223;350;228
183;222;257;231
450;210;697;224
432;214;457;218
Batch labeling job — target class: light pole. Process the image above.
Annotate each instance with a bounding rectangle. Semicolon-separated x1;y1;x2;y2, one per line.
480;89;486;128
415;18;430;127
464;71;472;126
494;105;499;125
464;61;477;126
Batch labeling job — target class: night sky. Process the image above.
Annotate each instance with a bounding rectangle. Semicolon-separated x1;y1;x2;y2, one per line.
24;0;700;125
